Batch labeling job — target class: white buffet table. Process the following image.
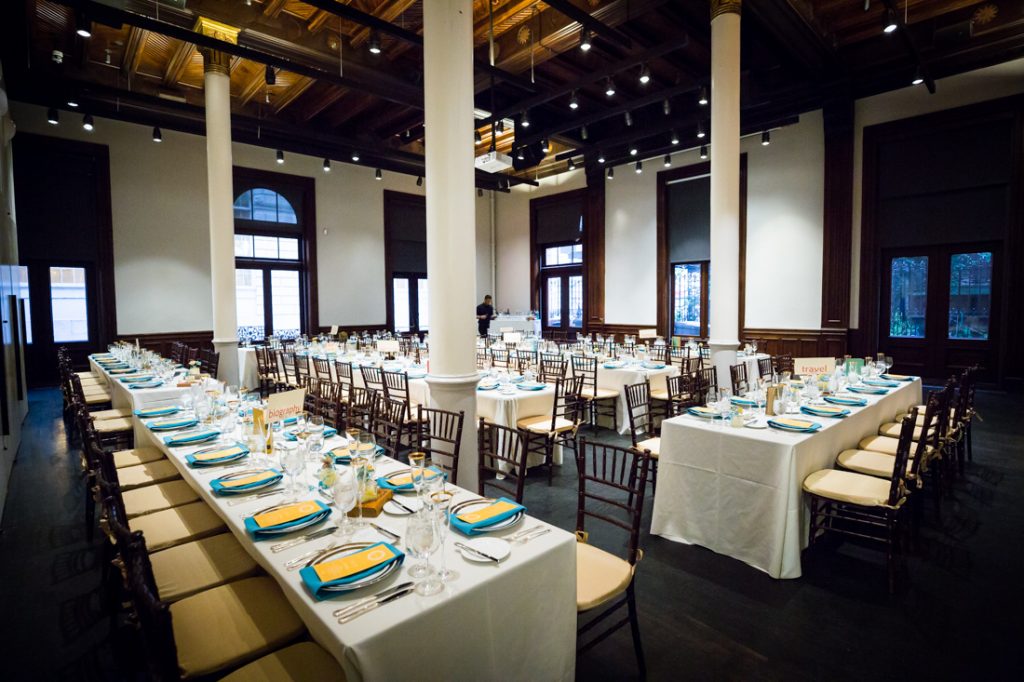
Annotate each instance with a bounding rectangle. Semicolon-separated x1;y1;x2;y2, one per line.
650;379;923;579
136;422;577;681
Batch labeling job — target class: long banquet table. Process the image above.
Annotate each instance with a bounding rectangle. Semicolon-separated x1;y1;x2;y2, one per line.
650;379;923;579
134;418;577;681
88;356;189;415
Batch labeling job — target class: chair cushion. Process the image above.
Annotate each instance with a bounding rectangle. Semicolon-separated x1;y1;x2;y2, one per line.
94;417;134;434
878;422;926;441
83;392;112;405
122;479;200;519
858;435;933;458
113;447;164;469
117;459;181;490
635;436;660;458
517;415;575;434
649;388;670;401
581;387;619;400
170;577;305;678
90;407;133;421
150;533;258;602
218;642;346;682
75;371;99;379
129;501;226;552
835;449;901;479
802;469;892;507
576;541;634;612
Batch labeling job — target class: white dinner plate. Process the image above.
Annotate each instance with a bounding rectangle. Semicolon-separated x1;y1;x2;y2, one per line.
744;419;768;429
250;508;331;536
458;537;511;563
450;498;524;533
383;497;424;515
307;542;403;592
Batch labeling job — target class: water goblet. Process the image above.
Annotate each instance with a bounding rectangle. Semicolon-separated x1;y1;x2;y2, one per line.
331;467;358;541
409;451;427;500
407;510;442;594
279;443;305;502
351;455;370;528
430;491;458;583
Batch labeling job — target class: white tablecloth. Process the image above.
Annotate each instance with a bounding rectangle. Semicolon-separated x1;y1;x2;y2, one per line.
650;379;923;579
137;425;576;681
736;352;772;383
89;357;190;442
596;364;678;434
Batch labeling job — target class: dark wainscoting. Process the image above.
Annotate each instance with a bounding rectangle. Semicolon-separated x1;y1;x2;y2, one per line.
118;331;214;358
742;328;848;359
316;325;388;337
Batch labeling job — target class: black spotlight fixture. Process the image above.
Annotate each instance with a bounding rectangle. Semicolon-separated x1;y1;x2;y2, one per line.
579;27;592;52
638;63;651;85
597;150;606;164
67;97;79;108
580;125;588;141
351;151;360;162
624;111;633;127
569;91;579;111
629;145;638;156
635;160;643;174
883;9;898;34
568;158;576;171
662;98;671;116
375;168;382;181
520;110;530;128
474;129;482;143
152;126;162;142
699;144;708;160
47;108;59;125
416;176;423;187
697;121;706;139
368;31;382;54
496;119;505;134
605;77;616;97
670;129;680;145
323;158;331;172
276;149;285;164
541;138;550;153
82;113;94;131
265;64;276;85
698;86;709;106
761;130;771;146
516;146;525;161
911;67;924;86
607;167;614;180
663;154;671;168
75;10;91;38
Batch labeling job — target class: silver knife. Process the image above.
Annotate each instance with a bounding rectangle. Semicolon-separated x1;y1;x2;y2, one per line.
370;523;400;543
332;581;414;618
338;585;415;624
513;527;551;544
455;541;502;564
284;542;339;571
226;487;283;506
270;525;337;553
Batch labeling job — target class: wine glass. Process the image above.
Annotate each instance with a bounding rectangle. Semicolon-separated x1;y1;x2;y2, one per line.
331;467;357;540
307;414;325;460
358;430;378;463
407;510;442;594
430;491;458;583
279;443;305;502
885;356;894;375
409;451;427;499
351;455;370;528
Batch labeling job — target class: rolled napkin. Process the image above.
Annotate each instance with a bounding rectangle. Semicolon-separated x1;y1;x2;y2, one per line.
687;406;725;419
800;405;849;419
450;497;525;536
134;405;180;418
823;395;867;407
186;443;250;467
282;426;338;441
880;373;914;382
210;468;281;494
163;429;220;446
730;396;758;408
767;417;822;433
129;380;164;389
848;385;888;395
147;416;198;431
244;500;331;537
299;542;404;600
863;378;900;388
377;465;445;492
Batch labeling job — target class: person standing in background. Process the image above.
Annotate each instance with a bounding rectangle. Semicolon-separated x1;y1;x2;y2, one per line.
476;295;496;336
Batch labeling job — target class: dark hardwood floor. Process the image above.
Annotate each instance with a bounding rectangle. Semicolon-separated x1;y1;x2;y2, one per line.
1;388;1021;680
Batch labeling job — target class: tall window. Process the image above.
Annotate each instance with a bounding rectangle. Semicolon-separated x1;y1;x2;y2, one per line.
50;266;89;342
948;251;992;340
233;181;310;342
889;256;928;338
672;262;708;337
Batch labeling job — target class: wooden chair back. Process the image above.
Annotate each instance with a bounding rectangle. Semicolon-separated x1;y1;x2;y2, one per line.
477;419;530;503
415;406;465;485
624;380;656;446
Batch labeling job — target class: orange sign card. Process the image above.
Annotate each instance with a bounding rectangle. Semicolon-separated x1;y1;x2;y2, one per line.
253;501;320;528
313;544;397;582
220;471;278;489
193;445;246;462
457;499;518;524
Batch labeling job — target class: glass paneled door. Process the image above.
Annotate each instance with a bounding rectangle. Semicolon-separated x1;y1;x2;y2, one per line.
392;273;428;334
24;262;100;386
542;272;583;333
881;245;999;380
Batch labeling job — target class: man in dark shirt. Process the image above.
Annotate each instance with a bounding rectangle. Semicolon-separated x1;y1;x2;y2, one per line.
476;295;496;336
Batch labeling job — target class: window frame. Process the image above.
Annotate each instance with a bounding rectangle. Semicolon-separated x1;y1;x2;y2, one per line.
669;260;709;339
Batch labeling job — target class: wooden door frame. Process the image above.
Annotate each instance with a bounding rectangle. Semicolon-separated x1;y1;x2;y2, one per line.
529;187;589;323
383;190;426;332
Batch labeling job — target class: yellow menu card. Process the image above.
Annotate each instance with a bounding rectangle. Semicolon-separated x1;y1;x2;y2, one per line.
253;501;319;528
457;500;517;524
313;544;397;582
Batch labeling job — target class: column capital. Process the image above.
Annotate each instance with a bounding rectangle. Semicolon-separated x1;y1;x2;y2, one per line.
195;16;239;75
198;47;232;75
711;0;742;20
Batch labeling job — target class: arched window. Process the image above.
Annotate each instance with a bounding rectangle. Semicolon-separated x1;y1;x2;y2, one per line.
233;188;297;224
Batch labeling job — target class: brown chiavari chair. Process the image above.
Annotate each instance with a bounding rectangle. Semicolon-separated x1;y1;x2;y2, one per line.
648;345;668;363
277;351;298;387
516;376;585;485
186;346;200;363
514;349;538;373
382;370;414;409
372;397;408;460
539;353;567;383
342;386;377;432
574;438;651;677
757;356;773;379
360;365;384;397
281;339;296;353
476;419;531;504
571;355;619;430
71;379;134;450
694;366;718;400
303;377;320;413
490;348;510;370
476;349;489;370
202;349;221;378
334;360;355;400
312;356;333;382
772;354;794;376
293;353;311;387
316;379;342;426
624;380;660;489
804;409;917;593
414;406;466;485
729;362;749;396
254;347;275;396
680;355;702;374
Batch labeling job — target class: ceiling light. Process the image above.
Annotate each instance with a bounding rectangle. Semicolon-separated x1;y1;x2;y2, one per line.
516;147;525;160
697;121;706;139
541;138;550;153
624;111;632;127
82;114;94;131
351;151;360;162
520;110;530;128
276;149;285;164
629;146;638;156
368;31;382;54
597;150;605;163
323;158;331;172
663;154;671;168
699;144;708;159
662;99;671;116
67;98;79;108
568;158;576;171
375;168;382;181
883;9;898;34
47;108;59;125
569;91;579;110
607;167;614;180
698;86;708;106
605;78;616;97
580;125;588;140
761;130;771;146
152;126;162;142
911;68;924;86
265;65;276;86
635;160;643;174
474;129;482;143
75;11;91;38
579;27;592;52
416;176;423;187
670;129;680;145
497;120;505;134
639;63;650;85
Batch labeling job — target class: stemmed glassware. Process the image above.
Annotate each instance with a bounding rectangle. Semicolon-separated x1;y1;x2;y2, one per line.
351;454;370;528
279;442;305;502
331;466;357;541
409;451;427;499
307;414;325;460
430;491;458;583
407;509;442;595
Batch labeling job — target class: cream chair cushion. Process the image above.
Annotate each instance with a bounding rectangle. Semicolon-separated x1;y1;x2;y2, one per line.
219;642;346;682
577;542;634;612
90;407;132;420
877;422;926;441
117;459;181;490
122;479;200;518
113;447;164;469
171;577;305;678
129;501;225;551
150;533;258;602
649;388;670;401
83;392;112;405
94;417;134;434
517;415;575;434
635;437;660;458
581;387;619;400
858;435;933;457
802;469;892;507
835;449;902;479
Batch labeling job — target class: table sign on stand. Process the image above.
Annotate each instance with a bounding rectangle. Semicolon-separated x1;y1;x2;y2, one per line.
267;388;306;423
794;357;836;378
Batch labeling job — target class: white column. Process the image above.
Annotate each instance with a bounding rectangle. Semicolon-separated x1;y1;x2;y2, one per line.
709;1;742;388
423;0;479;489
201;49;240;386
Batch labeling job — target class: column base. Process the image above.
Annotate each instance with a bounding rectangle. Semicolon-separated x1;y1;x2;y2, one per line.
212;336;240;386
425;372;480;491
708;338;740;391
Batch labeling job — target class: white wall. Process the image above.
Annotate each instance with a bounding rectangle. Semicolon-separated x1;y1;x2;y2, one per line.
849;57;1024;327
10;102;493;333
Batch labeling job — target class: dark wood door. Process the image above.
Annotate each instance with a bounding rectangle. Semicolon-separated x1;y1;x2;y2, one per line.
540;268;583;334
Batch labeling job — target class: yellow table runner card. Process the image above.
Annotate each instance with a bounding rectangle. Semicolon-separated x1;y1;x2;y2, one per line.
220;471;278;489
772;418;816;429
387;469;442;487
313;544;397;583
808;406;844;415
457;499;518;525
193;446;246;462
253;501;320;528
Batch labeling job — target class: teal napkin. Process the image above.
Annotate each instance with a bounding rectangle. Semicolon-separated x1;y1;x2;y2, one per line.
377;465;445;492
299;542;404;600
244;500;330;537
449;497;525;536
163;429;219;446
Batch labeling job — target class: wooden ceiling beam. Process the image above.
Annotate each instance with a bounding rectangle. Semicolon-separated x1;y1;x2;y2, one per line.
162;39;195;87
542;0;633;48
472;0;537;46
302;86;347;122
273;75;316;113
238;69;268;107
121;26;149;77
263;0;289;19
349;0;418;46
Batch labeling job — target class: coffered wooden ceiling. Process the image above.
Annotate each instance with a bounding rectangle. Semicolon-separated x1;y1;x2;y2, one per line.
5;0;1024;188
